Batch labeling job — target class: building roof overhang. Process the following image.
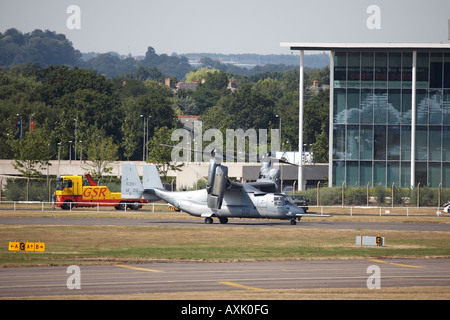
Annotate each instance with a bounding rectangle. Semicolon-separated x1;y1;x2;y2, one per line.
280;42;450;52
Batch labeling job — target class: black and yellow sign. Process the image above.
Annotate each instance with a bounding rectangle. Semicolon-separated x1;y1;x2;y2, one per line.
9;241;45;252
376;236;383;246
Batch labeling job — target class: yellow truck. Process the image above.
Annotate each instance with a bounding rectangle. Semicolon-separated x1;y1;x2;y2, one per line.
55;173;146;210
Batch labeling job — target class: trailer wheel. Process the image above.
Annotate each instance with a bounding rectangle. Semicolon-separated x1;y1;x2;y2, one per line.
131;202;142;210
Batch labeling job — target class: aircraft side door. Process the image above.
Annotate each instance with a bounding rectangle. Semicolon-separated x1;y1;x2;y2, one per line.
257;197;267;208
256;194;272;218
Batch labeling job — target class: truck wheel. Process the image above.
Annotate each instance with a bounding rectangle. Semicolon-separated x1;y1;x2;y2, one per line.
62;201;73;210
116;202;126;210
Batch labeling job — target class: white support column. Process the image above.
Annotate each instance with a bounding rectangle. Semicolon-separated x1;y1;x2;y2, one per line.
410;51;417;188
329;51;335;188
298;50;304;191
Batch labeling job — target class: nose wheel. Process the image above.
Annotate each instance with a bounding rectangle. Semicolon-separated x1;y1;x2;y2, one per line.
204;217;213;224
290;219;297;225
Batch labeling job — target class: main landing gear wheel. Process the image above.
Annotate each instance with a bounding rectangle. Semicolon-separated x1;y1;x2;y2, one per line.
290;219;297;225
219;217;228;224
204;217;213;224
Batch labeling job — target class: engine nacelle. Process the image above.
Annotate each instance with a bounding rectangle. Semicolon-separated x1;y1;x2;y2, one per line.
207;165;228;210
206;157;218;194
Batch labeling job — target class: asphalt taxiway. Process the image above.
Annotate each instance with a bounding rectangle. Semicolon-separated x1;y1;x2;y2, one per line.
1;258;450;298
1;216;449;231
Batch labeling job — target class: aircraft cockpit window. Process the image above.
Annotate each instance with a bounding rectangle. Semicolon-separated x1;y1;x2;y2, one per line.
274;196;283;206
284;197;293;205
274;195;293;206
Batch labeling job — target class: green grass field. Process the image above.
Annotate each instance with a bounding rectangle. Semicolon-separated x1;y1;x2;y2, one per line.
1;209;449;267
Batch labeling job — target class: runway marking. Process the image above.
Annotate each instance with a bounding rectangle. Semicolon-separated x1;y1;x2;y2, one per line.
367;259;424;269
115;264;164;273
219;281;263;291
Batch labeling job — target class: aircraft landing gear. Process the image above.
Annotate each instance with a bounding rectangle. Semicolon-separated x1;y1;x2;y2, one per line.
290;219;297;225
219;217;228;224
204;217;213;224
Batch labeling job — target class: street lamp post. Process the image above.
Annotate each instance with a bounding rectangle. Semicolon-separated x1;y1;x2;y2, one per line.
146;116;151;161
57;142;61;176
74;118;78;161
79;140;83;163
141;115;145;161
275;114;281;140
69;141;72;164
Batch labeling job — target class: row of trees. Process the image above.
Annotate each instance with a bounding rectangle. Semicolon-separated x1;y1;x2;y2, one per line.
0;63;330;181
1;28;328;79
0;30;331;181
0;28;192;79
0;62;331;178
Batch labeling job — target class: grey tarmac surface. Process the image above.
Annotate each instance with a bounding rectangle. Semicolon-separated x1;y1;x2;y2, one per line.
1;258;450;298
1;216;449;299
1;216;450;231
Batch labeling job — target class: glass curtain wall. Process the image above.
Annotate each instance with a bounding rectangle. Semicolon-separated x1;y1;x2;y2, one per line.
332;51;450;188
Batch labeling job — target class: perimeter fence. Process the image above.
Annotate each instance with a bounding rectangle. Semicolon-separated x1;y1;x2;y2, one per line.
0;201;447;218
0;177;449;216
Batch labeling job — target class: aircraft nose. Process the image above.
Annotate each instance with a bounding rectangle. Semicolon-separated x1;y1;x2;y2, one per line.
291;204;304;214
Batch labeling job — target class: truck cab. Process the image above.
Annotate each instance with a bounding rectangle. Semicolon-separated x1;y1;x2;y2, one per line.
56;175;83;209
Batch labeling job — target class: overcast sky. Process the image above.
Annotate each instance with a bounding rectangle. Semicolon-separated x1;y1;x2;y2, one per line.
1;0;449;56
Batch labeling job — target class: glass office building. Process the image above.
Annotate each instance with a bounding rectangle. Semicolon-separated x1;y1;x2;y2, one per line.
332;50;450;188
281;43;450;189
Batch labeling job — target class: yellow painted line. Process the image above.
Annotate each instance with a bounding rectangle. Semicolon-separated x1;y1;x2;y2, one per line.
367;259;424;269
219;281;263;291
115;264;164;273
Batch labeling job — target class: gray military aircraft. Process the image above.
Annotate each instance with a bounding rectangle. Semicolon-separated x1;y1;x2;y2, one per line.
121;149;330;225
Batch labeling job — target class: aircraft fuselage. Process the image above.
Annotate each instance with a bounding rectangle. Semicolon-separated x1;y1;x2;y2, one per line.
150;188;304;220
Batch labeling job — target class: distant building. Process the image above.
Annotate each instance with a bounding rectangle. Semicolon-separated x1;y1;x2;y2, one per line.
178;115;201;133
177;82;198;91
227;81;238;91
165;77;199;91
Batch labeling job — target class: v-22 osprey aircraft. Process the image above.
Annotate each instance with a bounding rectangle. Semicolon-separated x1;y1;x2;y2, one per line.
121;149;330;225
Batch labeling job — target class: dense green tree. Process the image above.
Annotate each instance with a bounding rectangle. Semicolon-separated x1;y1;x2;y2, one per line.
120;81;178;160
312;122;329;163
8;127;51;179
203;83;277;133
303;89;329;147
83;128;119;183
147;126;184;183
0;28;81;66
142;46;192;79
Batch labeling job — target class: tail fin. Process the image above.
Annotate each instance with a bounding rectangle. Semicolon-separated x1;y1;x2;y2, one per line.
121;163;144;199
142;164;164;190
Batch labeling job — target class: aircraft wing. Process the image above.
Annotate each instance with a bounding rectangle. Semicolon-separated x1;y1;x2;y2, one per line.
245;181;278;193
293;213;332;217
214;179;277;195
241;183;267;195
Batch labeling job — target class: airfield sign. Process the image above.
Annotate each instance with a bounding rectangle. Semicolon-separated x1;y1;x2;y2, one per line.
9;241;45;252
